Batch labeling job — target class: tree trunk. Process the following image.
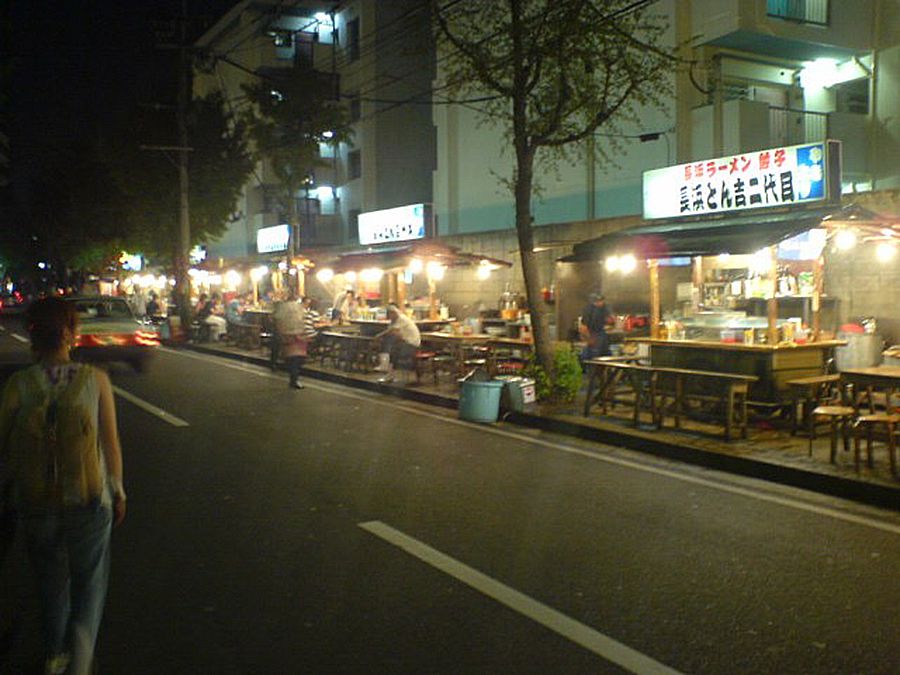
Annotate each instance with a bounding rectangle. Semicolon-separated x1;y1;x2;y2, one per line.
513;147;554;373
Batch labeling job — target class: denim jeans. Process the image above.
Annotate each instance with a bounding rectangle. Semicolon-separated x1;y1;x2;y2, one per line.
22;501;112;674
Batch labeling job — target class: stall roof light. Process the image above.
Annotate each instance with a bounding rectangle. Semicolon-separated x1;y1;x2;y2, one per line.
408;258;424;274
834;229;857;251
225;270;241;288
875;241;897;263
316;267;335;283
619;254;637;274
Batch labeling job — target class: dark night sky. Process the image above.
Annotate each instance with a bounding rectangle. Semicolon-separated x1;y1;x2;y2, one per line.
9;1;237;189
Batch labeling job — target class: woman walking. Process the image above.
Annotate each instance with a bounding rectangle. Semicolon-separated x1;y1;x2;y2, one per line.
0;297;126;675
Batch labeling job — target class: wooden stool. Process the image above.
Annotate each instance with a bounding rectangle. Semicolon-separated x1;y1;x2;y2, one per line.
414;351;436;384
787;374;840;435
852;413;899;477
809;405;855;462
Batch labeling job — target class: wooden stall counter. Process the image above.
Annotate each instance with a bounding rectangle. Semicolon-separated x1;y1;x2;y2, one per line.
627;338;846;405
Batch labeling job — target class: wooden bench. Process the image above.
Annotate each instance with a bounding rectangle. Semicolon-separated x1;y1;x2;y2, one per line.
651;366;758;441
583;359;758;440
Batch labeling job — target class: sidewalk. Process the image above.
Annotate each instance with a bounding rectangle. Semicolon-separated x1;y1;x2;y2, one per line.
185;339;900;511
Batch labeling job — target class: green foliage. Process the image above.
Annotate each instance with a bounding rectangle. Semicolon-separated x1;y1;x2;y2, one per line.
242;66;352;223
105;91;253;265
524;343;583;403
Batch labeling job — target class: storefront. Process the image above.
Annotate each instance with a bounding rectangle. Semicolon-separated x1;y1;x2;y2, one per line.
560;140;899;404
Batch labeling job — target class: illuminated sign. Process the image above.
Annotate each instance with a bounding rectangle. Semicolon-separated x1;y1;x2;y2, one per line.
643;141;840;220
189;245;207;265
358;203;432;246
119;252;143;272
257;224;290;253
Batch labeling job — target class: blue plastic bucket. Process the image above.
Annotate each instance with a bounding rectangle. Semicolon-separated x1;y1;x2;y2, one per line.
459;380;504;423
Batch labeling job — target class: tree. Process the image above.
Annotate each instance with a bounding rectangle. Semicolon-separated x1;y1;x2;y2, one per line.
24;142;130;288
109;91;253;266
434;0;674;371
242;64;351;259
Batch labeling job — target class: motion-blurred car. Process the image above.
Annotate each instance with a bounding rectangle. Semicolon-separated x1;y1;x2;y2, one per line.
0;291;28;314
69;295;160;372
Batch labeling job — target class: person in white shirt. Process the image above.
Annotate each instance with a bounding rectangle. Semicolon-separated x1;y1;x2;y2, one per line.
374;304;421;383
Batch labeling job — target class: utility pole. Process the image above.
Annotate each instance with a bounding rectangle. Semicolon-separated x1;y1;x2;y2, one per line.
175;0;193;331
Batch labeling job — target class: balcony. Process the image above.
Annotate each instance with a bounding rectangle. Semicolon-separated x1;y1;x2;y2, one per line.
690;101;869;178
766;0;828;26
690;0;873;60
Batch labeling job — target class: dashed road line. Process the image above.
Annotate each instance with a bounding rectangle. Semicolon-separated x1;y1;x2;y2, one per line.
10;333;28;343
359;520;683;675
112;386;190;427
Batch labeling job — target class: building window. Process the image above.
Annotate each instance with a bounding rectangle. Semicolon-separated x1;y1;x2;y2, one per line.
347;18;360;62
349;209;361;242
348;150;361;180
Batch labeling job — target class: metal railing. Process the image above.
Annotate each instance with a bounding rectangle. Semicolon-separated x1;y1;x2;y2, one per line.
767;0;829;26
769;106;829;146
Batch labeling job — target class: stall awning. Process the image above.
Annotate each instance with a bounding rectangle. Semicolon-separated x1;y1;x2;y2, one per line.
329;240;511;273
561;204;880;262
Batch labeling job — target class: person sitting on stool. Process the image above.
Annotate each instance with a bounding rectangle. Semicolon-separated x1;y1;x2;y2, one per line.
374;304;421;383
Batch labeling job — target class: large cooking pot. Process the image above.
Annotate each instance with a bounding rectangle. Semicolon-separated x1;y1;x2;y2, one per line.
834;332;883;370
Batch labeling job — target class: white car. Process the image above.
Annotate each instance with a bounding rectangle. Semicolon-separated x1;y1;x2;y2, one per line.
68;296;160;372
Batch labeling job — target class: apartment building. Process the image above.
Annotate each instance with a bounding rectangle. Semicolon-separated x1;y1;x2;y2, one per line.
193;0;435;263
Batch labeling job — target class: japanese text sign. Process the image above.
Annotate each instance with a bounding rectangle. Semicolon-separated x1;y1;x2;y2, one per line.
642;142;838;220
358;203;433;246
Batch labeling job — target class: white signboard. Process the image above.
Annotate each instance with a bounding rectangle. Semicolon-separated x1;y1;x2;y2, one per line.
643;141;837;220
358;203;431;246
257;224;290;253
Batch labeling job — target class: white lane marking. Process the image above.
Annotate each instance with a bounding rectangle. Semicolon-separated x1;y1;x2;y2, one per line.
165;348;900;535
112;386;190;427
360;520;682;675
11;333;28;343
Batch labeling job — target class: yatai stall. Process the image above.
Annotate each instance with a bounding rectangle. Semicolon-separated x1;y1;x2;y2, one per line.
564;141;898;405
312;204;512;332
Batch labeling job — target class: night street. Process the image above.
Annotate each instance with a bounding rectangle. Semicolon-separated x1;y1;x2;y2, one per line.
1;319;898;675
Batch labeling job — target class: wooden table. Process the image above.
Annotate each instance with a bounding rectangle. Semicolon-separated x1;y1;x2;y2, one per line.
840;366;900;414
350;318;455;337
628;338;845;406
583;358;758;440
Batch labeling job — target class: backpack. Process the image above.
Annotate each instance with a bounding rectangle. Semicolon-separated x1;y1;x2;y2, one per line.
8;366;101;508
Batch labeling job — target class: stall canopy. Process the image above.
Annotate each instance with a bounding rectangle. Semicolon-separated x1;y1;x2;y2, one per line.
329;240;511;273
562;204;891;262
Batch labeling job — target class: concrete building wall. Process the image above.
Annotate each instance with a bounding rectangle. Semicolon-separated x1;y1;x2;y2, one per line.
825;242;900;344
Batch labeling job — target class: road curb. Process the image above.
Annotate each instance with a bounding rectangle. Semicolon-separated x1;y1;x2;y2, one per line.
184;342;899;512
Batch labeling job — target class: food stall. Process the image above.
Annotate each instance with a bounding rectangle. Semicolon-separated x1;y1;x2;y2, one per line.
562;141;900;406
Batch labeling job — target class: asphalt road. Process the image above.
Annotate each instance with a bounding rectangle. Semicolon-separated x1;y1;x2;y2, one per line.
2;318;899;674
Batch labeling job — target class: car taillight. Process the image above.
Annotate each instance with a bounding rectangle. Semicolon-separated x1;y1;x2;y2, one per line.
135;331;161;346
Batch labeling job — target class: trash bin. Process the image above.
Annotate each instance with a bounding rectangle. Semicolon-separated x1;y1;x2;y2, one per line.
459;380;504;423
496;376;536;413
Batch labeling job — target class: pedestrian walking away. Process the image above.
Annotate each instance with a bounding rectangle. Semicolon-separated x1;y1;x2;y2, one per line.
274;291;309;389
0;297;127;675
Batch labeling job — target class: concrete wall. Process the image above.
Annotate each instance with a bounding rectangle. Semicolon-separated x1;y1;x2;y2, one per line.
824;241;900;344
